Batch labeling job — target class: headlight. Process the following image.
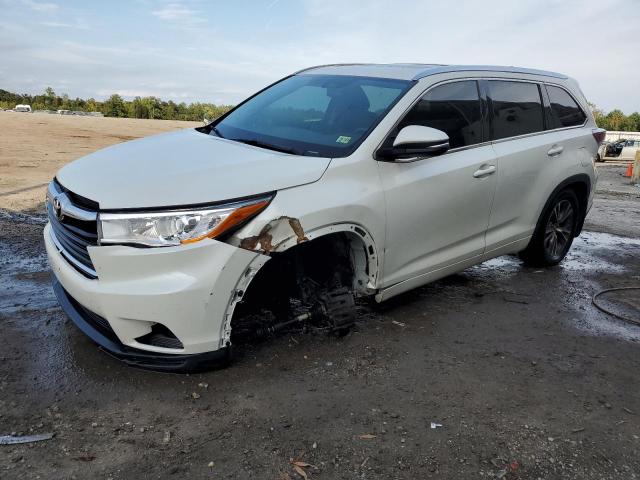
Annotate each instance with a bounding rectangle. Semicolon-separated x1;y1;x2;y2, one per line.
98;195;272;247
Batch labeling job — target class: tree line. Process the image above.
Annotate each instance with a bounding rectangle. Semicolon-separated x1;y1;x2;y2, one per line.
0;87;233;122
2;87;640;131
589;103;640;132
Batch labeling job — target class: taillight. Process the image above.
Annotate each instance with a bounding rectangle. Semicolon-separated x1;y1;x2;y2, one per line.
592;128;606;145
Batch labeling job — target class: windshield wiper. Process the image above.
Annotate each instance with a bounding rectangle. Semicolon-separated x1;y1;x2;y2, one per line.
210;125;225;138
230;138;299;155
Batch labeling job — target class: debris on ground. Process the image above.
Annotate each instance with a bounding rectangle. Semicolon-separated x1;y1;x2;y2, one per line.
289;459;314;479
0;433;54;445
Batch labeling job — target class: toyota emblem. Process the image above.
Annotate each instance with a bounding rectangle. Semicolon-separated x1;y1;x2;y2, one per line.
53;196;64;221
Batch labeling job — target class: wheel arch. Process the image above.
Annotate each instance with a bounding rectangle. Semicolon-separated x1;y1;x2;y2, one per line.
535;174;591;238
219;221;380;347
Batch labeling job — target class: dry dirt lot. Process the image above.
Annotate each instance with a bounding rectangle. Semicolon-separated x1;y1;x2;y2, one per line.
0;114;639;479
0;111;199;211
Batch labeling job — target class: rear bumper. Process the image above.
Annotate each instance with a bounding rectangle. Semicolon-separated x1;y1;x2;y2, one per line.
53;279;231;372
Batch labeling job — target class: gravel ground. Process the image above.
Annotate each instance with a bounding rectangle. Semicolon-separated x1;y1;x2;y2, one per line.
0;139;639;479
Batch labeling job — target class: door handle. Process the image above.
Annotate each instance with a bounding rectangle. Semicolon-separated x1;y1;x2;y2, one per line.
473;165;496;178
547;145;564;157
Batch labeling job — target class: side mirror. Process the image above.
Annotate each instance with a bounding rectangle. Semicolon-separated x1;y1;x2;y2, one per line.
378;125;449;162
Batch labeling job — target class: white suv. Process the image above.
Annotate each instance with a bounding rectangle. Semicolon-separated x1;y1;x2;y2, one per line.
45;64;603;371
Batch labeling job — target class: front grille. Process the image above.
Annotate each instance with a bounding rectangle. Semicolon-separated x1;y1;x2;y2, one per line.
47;180;99;279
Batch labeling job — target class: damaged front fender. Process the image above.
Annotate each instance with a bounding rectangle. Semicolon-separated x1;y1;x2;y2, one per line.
238;216;309;254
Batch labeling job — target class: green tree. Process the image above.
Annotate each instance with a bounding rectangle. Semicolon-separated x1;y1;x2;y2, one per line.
44;87;56;109
604;109;626;131
626;112;640;132
102;94;127;117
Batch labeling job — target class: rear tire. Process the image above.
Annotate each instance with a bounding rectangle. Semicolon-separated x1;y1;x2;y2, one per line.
519;190;579;267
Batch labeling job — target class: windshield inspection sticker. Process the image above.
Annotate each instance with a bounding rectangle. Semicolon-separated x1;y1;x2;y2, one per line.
336;136;352;144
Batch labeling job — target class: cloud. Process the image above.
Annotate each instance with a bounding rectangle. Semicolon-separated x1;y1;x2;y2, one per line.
40;20;89;30
151;2;204;26
1;0;639;112
20;0;58;12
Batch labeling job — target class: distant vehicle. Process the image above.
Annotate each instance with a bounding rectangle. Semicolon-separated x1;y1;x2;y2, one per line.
14;104;32;113
57;110;71;115
610;140;626;157
619;139;640;161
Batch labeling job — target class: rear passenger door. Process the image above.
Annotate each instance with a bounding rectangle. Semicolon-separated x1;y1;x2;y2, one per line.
484;80;585;253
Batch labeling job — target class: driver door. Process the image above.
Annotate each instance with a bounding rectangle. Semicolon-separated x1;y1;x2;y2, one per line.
377;80;497;289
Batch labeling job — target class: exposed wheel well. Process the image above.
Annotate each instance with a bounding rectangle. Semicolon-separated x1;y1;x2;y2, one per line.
229;231;374;342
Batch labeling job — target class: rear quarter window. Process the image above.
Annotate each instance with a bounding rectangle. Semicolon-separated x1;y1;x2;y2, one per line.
546;85;587;128
489;81;544;140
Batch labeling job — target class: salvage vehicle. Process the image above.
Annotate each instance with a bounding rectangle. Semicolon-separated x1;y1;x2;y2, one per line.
618;139;640;161
45;64;603;371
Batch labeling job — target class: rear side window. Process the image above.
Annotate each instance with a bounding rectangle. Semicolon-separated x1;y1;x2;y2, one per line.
398;80;483;149
547;85;586;128
489;81;544;140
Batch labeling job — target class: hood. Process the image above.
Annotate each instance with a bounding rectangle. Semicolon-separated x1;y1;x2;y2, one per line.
56;129;331;209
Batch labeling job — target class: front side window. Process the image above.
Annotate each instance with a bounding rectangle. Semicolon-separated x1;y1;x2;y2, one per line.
489;81;544;140
547;85;586;128
213;75;412;157
397;80;483;149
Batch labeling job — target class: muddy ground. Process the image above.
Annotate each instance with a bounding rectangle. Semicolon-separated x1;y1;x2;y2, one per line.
1;125;639;478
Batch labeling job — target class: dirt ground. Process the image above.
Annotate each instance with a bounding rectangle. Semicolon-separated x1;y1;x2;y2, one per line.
0;111;199;211
1;114;639;479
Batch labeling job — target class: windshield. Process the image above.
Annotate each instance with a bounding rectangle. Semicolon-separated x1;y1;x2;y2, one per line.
212;74;412;157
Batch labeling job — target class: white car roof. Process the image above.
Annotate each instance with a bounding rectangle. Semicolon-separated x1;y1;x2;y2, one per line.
296;63;567;81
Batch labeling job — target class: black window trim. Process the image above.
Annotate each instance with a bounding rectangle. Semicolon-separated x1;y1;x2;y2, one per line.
374;78;491;160
374;76;590;160
542;82;589;131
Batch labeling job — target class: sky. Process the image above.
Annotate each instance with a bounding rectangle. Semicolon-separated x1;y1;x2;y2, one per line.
1;0;639;112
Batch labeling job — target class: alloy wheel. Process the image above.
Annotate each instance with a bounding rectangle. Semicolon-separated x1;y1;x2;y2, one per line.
543;199;574;261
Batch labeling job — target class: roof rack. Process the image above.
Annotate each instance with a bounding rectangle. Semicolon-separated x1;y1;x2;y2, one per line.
412;65;567;80
294;63;568;81
293;63;370;75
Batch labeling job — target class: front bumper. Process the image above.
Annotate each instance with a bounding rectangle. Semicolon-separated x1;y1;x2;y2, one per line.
44;223;268;365
52;279;231;372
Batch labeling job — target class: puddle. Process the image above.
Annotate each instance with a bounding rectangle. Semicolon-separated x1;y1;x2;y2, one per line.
466;231;640;341
0;240;57;314
562;231;640;274
472;231;640;277
0;209;47;226
569;299;640;343
563;232;640;341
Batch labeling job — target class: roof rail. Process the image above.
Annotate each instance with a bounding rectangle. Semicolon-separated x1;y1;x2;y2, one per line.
412;65;567;80
293;63;370;75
